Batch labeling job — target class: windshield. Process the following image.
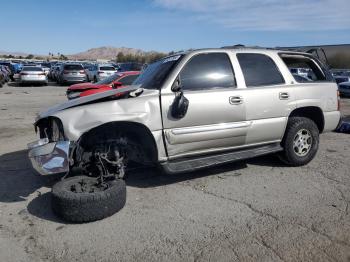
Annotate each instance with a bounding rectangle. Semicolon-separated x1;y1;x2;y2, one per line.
41;63;51;68
133;55;183;89
99;66;115;71
96;73;121;84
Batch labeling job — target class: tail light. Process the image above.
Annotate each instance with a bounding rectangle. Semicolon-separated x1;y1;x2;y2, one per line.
63;70;69;74
39;72;46;76
21;72;28;75
337;90;340;111
79;70;85;74
98;71;103;74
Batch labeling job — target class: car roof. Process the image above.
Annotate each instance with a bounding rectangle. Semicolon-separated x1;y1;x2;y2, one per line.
164;47;313;59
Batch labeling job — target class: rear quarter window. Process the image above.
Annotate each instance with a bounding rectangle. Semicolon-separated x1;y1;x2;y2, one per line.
279;53;331;82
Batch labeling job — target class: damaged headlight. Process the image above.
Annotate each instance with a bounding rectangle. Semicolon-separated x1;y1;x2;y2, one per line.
36;117;65;142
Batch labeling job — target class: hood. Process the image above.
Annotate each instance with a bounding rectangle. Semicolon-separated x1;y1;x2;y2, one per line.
37;85;141;121
68;82;96;91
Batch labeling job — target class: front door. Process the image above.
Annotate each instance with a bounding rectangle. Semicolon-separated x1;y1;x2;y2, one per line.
161;52;248;158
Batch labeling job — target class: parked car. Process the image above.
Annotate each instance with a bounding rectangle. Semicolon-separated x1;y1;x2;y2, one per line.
334;75;350;85
19;66;48;86
28;48;341;222
0;71;5;87
0;65;11;82
49;65;60;81
0;61;15;80
57;63;87;85
66;71;140;99
41;63;51;76
338;82;350;97
86;64;117;82
12;62;23;74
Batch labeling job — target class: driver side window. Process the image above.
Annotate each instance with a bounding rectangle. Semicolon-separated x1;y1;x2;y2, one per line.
179;53;236;91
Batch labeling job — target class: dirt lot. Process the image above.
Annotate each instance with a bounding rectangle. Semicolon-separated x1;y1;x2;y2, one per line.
0;82;350;262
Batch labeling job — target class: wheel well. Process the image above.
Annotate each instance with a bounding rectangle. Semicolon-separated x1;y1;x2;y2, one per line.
289;107;324;132
77;121;158;163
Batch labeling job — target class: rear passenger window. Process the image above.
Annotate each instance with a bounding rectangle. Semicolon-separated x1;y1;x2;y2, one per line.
237;53;285;87
279;54;328;82
179;53;236;91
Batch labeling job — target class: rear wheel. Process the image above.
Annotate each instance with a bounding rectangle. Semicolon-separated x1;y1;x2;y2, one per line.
94;76;97;83
279;117;319;166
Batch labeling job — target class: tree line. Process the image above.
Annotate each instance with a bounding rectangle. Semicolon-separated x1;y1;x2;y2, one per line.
328;52;350;69
115;52;168;64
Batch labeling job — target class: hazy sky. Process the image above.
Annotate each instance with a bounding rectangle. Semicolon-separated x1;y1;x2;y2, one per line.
1;0;349;54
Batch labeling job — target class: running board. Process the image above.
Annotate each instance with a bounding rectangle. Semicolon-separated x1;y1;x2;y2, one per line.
160;143;283;174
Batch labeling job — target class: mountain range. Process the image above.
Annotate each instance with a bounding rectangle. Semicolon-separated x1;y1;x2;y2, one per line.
0;46;161;60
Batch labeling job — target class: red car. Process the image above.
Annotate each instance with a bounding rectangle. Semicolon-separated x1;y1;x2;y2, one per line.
66;71;140;100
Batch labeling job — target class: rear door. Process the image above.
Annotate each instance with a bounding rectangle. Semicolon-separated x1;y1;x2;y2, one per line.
235;52;296;145
161;52;248;158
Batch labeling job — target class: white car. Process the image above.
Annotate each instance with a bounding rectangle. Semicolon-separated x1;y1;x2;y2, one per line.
19;66;48;86
86;64;117;82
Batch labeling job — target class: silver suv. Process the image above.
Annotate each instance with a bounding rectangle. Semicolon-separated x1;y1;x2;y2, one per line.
57;63;87;85
28;48;341;178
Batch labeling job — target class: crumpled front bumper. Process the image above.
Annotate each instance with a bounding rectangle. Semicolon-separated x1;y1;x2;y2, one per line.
27;138;70;176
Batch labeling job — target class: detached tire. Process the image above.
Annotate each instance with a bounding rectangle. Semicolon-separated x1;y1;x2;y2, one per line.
52;176;126;223
279;117;319;166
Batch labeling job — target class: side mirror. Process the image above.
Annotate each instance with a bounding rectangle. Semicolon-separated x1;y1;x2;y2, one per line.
113;81;123;88
171;91;189;119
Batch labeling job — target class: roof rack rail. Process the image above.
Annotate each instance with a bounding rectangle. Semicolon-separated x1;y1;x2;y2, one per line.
221;44;277;50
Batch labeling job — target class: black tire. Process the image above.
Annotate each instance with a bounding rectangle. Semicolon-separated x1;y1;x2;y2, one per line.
279;117;319;166
94;76;97;83
52;176;126;223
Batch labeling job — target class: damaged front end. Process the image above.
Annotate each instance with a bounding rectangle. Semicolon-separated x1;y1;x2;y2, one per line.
28;117;72;176
28;138;70;175
27;86;147;177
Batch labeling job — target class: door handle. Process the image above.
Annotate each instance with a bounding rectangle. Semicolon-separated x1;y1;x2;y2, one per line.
279;92;289;100
229;96;243;105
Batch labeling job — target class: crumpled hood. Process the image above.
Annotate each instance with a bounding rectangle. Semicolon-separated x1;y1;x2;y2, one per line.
36;85;141;121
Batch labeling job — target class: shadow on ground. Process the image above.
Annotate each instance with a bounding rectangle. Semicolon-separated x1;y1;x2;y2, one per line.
0;149;62;203
27;192;68;223
0;148;285;223
125;154;286;188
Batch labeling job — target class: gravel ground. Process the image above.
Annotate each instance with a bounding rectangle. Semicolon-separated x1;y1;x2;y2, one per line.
0;82;350;262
